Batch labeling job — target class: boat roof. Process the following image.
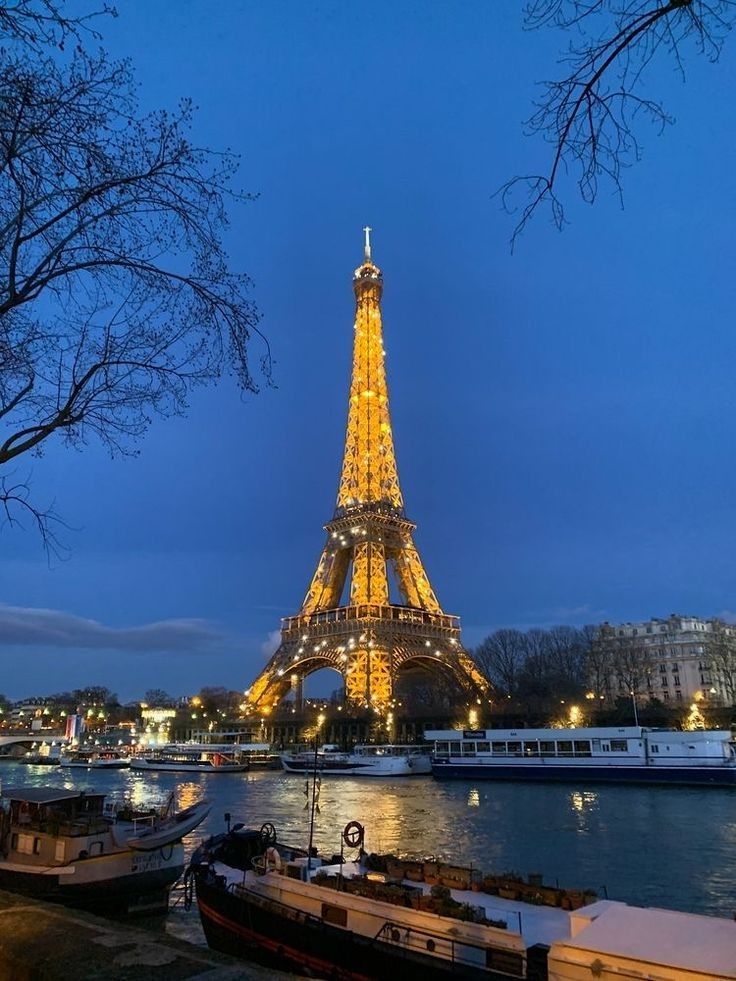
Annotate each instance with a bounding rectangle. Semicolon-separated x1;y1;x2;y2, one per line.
426;726;732;741
426;727;645;740
1;788;103;804
558;902;736;978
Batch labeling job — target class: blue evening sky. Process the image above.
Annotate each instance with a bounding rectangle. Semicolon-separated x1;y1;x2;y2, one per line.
2;1;735;701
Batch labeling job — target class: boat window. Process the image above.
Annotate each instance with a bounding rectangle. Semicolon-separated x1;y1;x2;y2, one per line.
557;740;573;756
492;742;507;755
321;902;348;927
462;742;476;756
610;739;628;752
449;741;462;755
573;740;592;756
506;742;522;755
651;744;659;753
476;741;490;753
539;741;556;756
592;739;601;751
434;742;449;756
523;741;539;756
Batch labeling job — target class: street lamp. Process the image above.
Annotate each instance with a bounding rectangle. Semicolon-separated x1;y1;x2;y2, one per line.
630;690;639;727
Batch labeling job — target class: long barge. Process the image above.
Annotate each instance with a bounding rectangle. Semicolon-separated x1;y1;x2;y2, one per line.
427;726;736;785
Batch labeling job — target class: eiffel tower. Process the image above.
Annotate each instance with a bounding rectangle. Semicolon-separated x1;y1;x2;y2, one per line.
245;230;488;714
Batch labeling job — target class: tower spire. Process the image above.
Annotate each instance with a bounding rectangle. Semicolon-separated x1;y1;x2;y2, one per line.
363;225;372;261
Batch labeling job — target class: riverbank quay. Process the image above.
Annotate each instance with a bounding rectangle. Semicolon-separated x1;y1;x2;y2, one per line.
0;889;292;981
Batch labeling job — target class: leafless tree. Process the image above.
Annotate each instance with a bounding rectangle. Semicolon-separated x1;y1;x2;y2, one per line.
0;25;269;548
500;1;736;245
473;628;527;695
0;0;111;50
583;623;611;699
705;619;736;704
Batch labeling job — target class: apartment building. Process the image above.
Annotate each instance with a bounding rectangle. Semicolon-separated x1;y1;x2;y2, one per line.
599;614;730;706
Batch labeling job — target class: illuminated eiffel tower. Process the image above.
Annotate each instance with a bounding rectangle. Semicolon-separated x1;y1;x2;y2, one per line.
245;230;488;713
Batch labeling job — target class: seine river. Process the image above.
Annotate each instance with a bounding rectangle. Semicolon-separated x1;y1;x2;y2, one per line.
8;765;736;942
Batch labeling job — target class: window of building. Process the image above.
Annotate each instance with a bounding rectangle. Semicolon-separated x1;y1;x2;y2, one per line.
633;629;638;636
662;691;670;700
661;677;668;687
646;626;652;633
675;691;683;701
671;663;679;672
674;676;681;687
659;664;667;673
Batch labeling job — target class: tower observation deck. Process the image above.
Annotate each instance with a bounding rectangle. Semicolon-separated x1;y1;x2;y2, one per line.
245;231;488;713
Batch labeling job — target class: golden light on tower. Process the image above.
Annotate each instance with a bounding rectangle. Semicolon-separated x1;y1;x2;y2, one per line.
245;231;488;713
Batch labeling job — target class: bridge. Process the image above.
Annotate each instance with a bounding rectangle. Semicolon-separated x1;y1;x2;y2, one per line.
0;731;67;750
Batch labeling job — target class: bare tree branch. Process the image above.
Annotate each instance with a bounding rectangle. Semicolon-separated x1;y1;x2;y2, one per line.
0;46;270;546
0;0;114;50
500;0;736;246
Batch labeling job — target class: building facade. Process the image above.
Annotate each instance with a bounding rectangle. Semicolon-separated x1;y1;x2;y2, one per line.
597;614;731;707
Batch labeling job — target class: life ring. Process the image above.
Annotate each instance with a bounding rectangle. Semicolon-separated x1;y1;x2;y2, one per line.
260;822;277;846
342;821;364;849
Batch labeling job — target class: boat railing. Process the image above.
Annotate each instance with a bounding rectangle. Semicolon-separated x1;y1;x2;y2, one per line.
372;919;525;978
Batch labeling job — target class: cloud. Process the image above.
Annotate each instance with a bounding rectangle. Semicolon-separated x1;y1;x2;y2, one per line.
549;604;607;623
260;629;282;657
0;604;221;653
715;610;736;624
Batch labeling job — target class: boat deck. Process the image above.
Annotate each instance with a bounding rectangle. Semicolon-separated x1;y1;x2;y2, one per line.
212;858;572;950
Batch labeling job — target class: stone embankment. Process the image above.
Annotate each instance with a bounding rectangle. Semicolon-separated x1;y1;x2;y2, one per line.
0;889;290;980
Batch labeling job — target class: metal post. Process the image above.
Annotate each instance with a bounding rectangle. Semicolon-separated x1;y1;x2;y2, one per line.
631;690;639;727
307;736;319;873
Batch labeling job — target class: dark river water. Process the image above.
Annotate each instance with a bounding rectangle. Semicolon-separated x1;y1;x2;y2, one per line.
6;764;736;943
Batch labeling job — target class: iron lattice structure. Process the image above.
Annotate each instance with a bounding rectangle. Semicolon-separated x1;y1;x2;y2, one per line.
246;232;488;713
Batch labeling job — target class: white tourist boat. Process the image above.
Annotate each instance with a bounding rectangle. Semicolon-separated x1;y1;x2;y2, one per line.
0;787;209;914
60;748;130;769
427;726;736;785
281;743;432;776
131;745;248;773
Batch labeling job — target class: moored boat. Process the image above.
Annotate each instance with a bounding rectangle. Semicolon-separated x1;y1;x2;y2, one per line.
130;745;248;773
281;743;431;776
60;748;130;769
0;787;209;914
427;726;736;786
190;818;736;980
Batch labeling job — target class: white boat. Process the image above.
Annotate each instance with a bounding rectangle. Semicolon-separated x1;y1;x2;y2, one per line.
130;745;248;773
60;748;130;769
0;787;208;914
427;726;736;785
281;743;431;776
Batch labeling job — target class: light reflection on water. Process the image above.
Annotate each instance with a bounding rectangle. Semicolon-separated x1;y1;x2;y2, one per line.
7;764;736;941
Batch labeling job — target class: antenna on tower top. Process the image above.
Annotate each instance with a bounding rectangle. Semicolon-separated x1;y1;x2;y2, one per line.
363;225;372;261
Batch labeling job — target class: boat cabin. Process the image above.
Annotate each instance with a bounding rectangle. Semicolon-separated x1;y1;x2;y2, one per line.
1;788;109;866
